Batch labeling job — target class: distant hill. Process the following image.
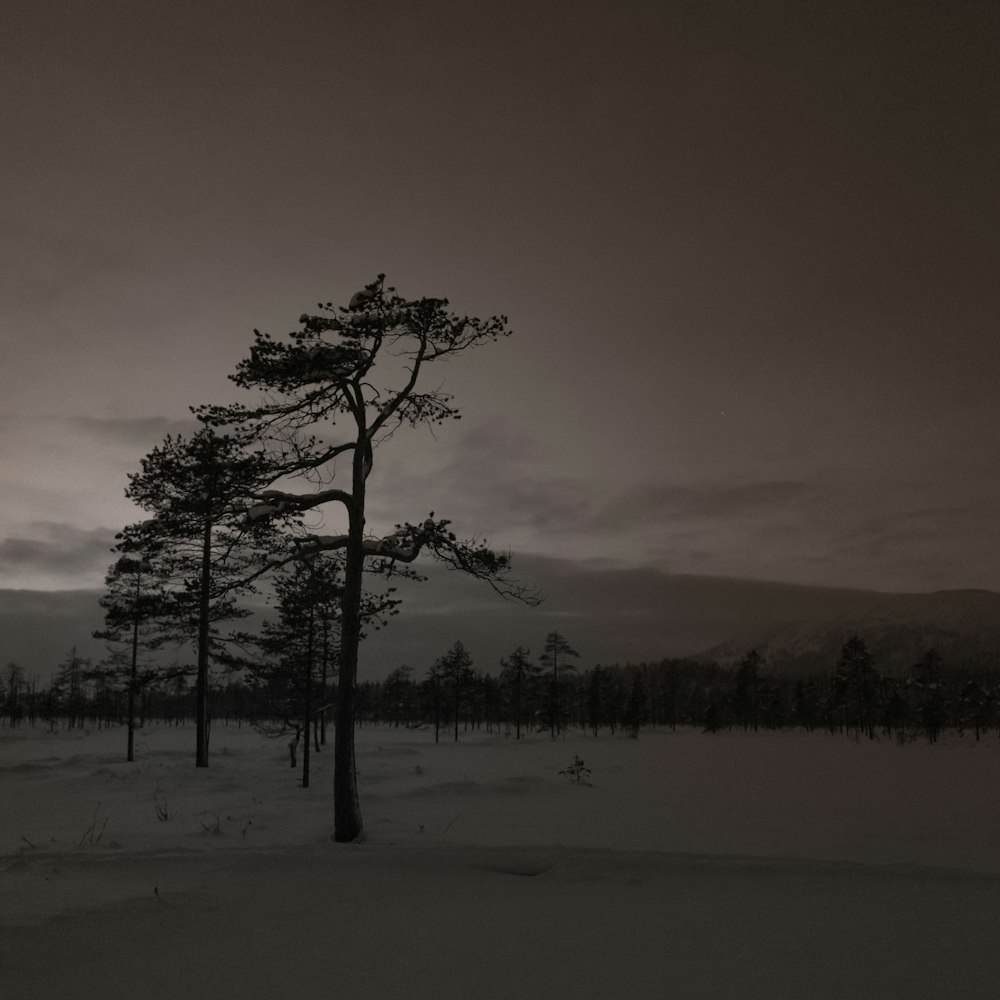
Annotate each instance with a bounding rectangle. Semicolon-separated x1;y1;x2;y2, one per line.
701;588;1000;676
4;570;1000;684
0;589;108;680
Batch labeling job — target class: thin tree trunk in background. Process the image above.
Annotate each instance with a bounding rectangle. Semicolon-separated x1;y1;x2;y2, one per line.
333;500;364;841
320;620;329;746
195;513;212;768
127;611;138;762
302;571;315;789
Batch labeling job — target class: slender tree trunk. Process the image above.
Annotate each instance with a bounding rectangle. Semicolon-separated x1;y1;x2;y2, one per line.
551;658;559;739
196;513;212;768
127;612;138;763
514;670;522;741
333;499;364;841
434;678;441;744
302;570;315;789
320;620;329;746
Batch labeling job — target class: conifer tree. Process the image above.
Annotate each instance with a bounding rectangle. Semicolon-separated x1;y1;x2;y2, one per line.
5;662;25;728
93;555;176;761
120;424;282;766
247;555;343;785
623;669;648;737
197;276;537;840
431;641;475;742
733;649;765;732
383;665;416;728
500;646;538;739
835;636;878;739
539;632;580;738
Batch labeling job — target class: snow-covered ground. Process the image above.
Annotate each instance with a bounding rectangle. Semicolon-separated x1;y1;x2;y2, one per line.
3;723;1000;998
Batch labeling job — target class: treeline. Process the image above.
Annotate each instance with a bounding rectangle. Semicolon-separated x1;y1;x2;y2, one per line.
4;634;1000;746
357;637;1000;744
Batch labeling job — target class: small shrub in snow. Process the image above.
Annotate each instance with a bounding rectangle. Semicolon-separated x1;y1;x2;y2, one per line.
559;755;592;785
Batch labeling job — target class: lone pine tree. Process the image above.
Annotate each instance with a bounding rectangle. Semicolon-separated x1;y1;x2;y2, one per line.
198;276;538;841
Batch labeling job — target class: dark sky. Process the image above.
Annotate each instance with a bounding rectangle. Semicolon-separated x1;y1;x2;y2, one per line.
2;0;999;625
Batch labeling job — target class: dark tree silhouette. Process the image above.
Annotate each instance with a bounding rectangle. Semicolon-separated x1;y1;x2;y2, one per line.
198;276;538;840
733;649;765;732
93;555;177;761
382;665;417;728
835;636;878;739
431;641;475;742
5;663;24;728
539;631;580;738
248;556;342;786
120;426;279;766
623;670;648;737
500;646;538;739
908;649;946;743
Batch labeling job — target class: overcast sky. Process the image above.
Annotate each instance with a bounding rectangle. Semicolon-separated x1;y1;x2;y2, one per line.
2;0;998;639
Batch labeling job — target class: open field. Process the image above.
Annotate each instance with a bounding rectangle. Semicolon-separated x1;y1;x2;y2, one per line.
3;724;1000;998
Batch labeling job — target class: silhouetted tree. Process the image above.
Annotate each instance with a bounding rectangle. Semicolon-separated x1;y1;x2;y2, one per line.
792;678;819;731
958;678;993;741
247;556;342;786
586;666;607;736
93;555;179;761
120;426;279;766
198;276;537;840
623;669;648;736
4;663;24;727
499;646;538;739
539;632;580;738
431;641;474;742
835;636;878;739
733;649;765;731
383;665;417;728
908;649;946;743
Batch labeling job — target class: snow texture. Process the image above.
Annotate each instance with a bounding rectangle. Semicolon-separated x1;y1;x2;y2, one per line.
3;725;1000;998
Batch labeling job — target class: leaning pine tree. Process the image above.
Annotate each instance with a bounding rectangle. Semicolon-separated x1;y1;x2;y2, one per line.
198;276;538;841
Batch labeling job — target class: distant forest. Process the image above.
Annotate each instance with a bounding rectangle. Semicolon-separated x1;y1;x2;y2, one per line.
4;633;999;746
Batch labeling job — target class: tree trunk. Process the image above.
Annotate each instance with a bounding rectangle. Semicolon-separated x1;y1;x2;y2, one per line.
514;670;521;741
551;661;559;739
320;620;329;746
127;612;138;763
434;678;441;744
195;513;212;768
302;572;315;789
333;499;365;842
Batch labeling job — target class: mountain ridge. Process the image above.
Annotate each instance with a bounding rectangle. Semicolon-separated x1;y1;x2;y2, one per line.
699;586;1000;675
3;568;1000;683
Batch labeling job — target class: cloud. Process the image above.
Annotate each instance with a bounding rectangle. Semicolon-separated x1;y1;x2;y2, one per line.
597;480;811;526
812;501;997;591
0;522;116;589
73;415;200;448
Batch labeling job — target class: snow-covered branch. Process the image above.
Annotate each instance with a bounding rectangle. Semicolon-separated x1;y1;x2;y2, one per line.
246;487;353;522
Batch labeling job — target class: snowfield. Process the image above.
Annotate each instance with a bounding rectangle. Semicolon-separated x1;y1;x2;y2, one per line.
3;724;1000;998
